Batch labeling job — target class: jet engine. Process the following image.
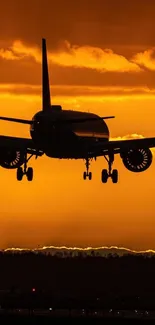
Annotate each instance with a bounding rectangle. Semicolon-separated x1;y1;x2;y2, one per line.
0;149;25;169
121;148;152;172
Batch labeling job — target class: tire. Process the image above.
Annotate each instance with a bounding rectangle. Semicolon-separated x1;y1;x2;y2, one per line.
111;169;118;183
83;171;87;180
17;167;23;181
27;167;33;181
89;172;92;180
101;169;108;183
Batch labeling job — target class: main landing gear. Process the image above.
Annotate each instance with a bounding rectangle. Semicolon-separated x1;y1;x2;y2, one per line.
101;153;118;183
17;154;34;181
83;154;118;183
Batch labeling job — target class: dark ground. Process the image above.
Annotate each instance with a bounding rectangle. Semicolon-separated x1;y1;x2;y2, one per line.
0;251;155;321
0;314;155;324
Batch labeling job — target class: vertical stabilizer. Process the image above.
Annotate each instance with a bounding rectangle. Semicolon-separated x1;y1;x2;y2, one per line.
42;38;51;110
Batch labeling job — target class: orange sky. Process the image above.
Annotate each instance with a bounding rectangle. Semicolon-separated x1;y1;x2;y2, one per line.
1;0;155;250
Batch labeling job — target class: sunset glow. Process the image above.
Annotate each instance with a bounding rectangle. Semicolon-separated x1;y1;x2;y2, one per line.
0;0;155;251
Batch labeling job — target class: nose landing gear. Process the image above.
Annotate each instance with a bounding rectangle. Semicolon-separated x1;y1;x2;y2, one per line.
83;158;92;180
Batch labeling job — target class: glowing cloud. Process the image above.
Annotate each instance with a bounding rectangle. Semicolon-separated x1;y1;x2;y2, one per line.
0;41;41;62
111;134;155;154
110;133;144;141
1;84;154;99
132;48;155;71
49;41;141;73
0;40;141;73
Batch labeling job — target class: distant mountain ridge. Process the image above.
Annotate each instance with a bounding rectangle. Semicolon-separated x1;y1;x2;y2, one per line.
2;245;155;257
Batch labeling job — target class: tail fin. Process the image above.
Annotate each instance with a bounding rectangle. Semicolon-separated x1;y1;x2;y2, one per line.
42;38;51;110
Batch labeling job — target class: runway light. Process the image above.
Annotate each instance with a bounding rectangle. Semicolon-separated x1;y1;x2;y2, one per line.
32;288;36;292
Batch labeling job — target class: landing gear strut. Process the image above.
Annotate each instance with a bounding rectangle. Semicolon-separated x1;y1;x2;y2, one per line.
17;154;34;181
83;158;92;180
101;153;118;183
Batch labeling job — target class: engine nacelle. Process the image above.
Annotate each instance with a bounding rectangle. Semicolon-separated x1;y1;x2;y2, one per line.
121;148;152;172
0;149;25;169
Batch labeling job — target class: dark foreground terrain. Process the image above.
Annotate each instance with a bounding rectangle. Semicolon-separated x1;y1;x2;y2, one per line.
0;314;155;324
0;251;155;322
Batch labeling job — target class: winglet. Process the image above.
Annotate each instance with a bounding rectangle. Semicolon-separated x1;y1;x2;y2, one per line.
42;38;51;110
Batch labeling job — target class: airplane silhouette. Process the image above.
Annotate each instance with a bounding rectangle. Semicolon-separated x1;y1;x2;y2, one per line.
0;38;155;182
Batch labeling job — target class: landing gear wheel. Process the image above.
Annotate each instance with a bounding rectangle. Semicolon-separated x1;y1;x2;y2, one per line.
88;172;92;180
83;171;92;180
102;153;118;184
27;167;33;181
83;158;92;180
101;169;108;183
16;153;35;181
17;167;23;181
83;171;87;180
111;169;118;183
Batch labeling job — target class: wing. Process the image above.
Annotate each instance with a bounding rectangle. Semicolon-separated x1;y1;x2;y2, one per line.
0;135;43;156
93;137;155;156
0;115;115;124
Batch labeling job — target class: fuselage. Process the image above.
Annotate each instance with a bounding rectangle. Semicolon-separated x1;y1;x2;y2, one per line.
30;106;109;159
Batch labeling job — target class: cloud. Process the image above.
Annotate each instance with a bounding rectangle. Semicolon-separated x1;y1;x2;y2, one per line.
0;84;155;99
49;42;141;73
132;48;155;71
0;41;41;62
111;134;155;154
2;41;155;95
110;134;144;141
0;0;155;51
0;40;141;73
0;83;155;98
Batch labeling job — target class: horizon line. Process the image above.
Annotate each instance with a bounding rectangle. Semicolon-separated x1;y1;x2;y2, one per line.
2;245;155;254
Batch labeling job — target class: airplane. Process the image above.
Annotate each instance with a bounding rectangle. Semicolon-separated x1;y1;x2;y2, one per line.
0;38;155;183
